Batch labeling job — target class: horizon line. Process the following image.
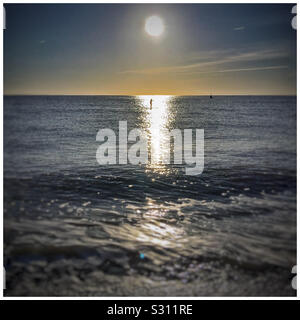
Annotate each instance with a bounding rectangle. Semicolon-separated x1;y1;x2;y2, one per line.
3;94;297;97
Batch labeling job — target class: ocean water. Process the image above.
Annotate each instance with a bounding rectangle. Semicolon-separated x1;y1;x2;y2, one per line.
4;95;296;296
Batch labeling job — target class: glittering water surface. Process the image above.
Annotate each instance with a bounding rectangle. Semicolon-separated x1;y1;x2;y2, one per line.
4;95;296;296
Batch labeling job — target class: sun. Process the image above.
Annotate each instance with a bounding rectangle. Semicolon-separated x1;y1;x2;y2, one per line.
145;16;164;37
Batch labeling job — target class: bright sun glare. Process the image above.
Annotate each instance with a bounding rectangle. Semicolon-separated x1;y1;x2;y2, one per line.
145;16;164;37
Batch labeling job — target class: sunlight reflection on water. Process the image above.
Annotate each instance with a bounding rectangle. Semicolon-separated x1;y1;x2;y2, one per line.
136;95;178;175
131;96;184;245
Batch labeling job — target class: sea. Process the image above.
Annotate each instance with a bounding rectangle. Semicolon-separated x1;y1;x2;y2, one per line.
4;95;296;296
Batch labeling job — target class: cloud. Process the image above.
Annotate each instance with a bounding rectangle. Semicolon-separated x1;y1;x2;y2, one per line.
120;48;288;75
234;26;245;31
186;65;288;75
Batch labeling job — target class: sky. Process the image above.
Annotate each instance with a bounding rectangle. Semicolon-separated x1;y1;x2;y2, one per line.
4;4;297;95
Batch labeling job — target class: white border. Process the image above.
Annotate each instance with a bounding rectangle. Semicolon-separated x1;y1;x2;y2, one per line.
0;0;298;300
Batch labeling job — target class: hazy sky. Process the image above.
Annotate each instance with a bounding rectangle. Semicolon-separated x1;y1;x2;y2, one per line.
4;4;296;95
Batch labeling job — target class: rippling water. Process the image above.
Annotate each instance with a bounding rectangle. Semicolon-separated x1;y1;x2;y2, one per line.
4;95;296;296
